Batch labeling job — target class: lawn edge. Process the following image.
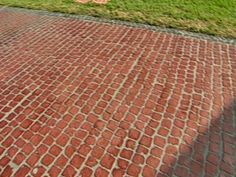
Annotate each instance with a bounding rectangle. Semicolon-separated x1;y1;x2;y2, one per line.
1;5;236;46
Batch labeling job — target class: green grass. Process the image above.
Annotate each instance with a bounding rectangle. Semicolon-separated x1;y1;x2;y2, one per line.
0;0;236;38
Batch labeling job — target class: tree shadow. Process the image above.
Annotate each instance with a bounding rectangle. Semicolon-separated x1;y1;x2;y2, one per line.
158;99;236;177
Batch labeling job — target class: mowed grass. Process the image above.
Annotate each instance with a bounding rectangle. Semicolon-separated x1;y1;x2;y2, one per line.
0;0;236;38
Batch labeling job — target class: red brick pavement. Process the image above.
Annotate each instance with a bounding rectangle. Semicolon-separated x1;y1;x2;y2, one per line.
0;8;236;177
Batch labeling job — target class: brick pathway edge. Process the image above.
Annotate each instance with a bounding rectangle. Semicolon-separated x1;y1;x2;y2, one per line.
1;6;236;46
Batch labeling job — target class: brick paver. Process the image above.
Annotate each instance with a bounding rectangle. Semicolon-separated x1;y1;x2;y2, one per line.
75;0;109;4
0;8;236;177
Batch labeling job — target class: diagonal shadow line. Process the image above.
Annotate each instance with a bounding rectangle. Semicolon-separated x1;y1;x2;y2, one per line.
157;99;236;177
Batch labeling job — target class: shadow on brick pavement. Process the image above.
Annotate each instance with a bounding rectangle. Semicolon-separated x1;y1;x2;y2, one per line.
161;100;236;177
